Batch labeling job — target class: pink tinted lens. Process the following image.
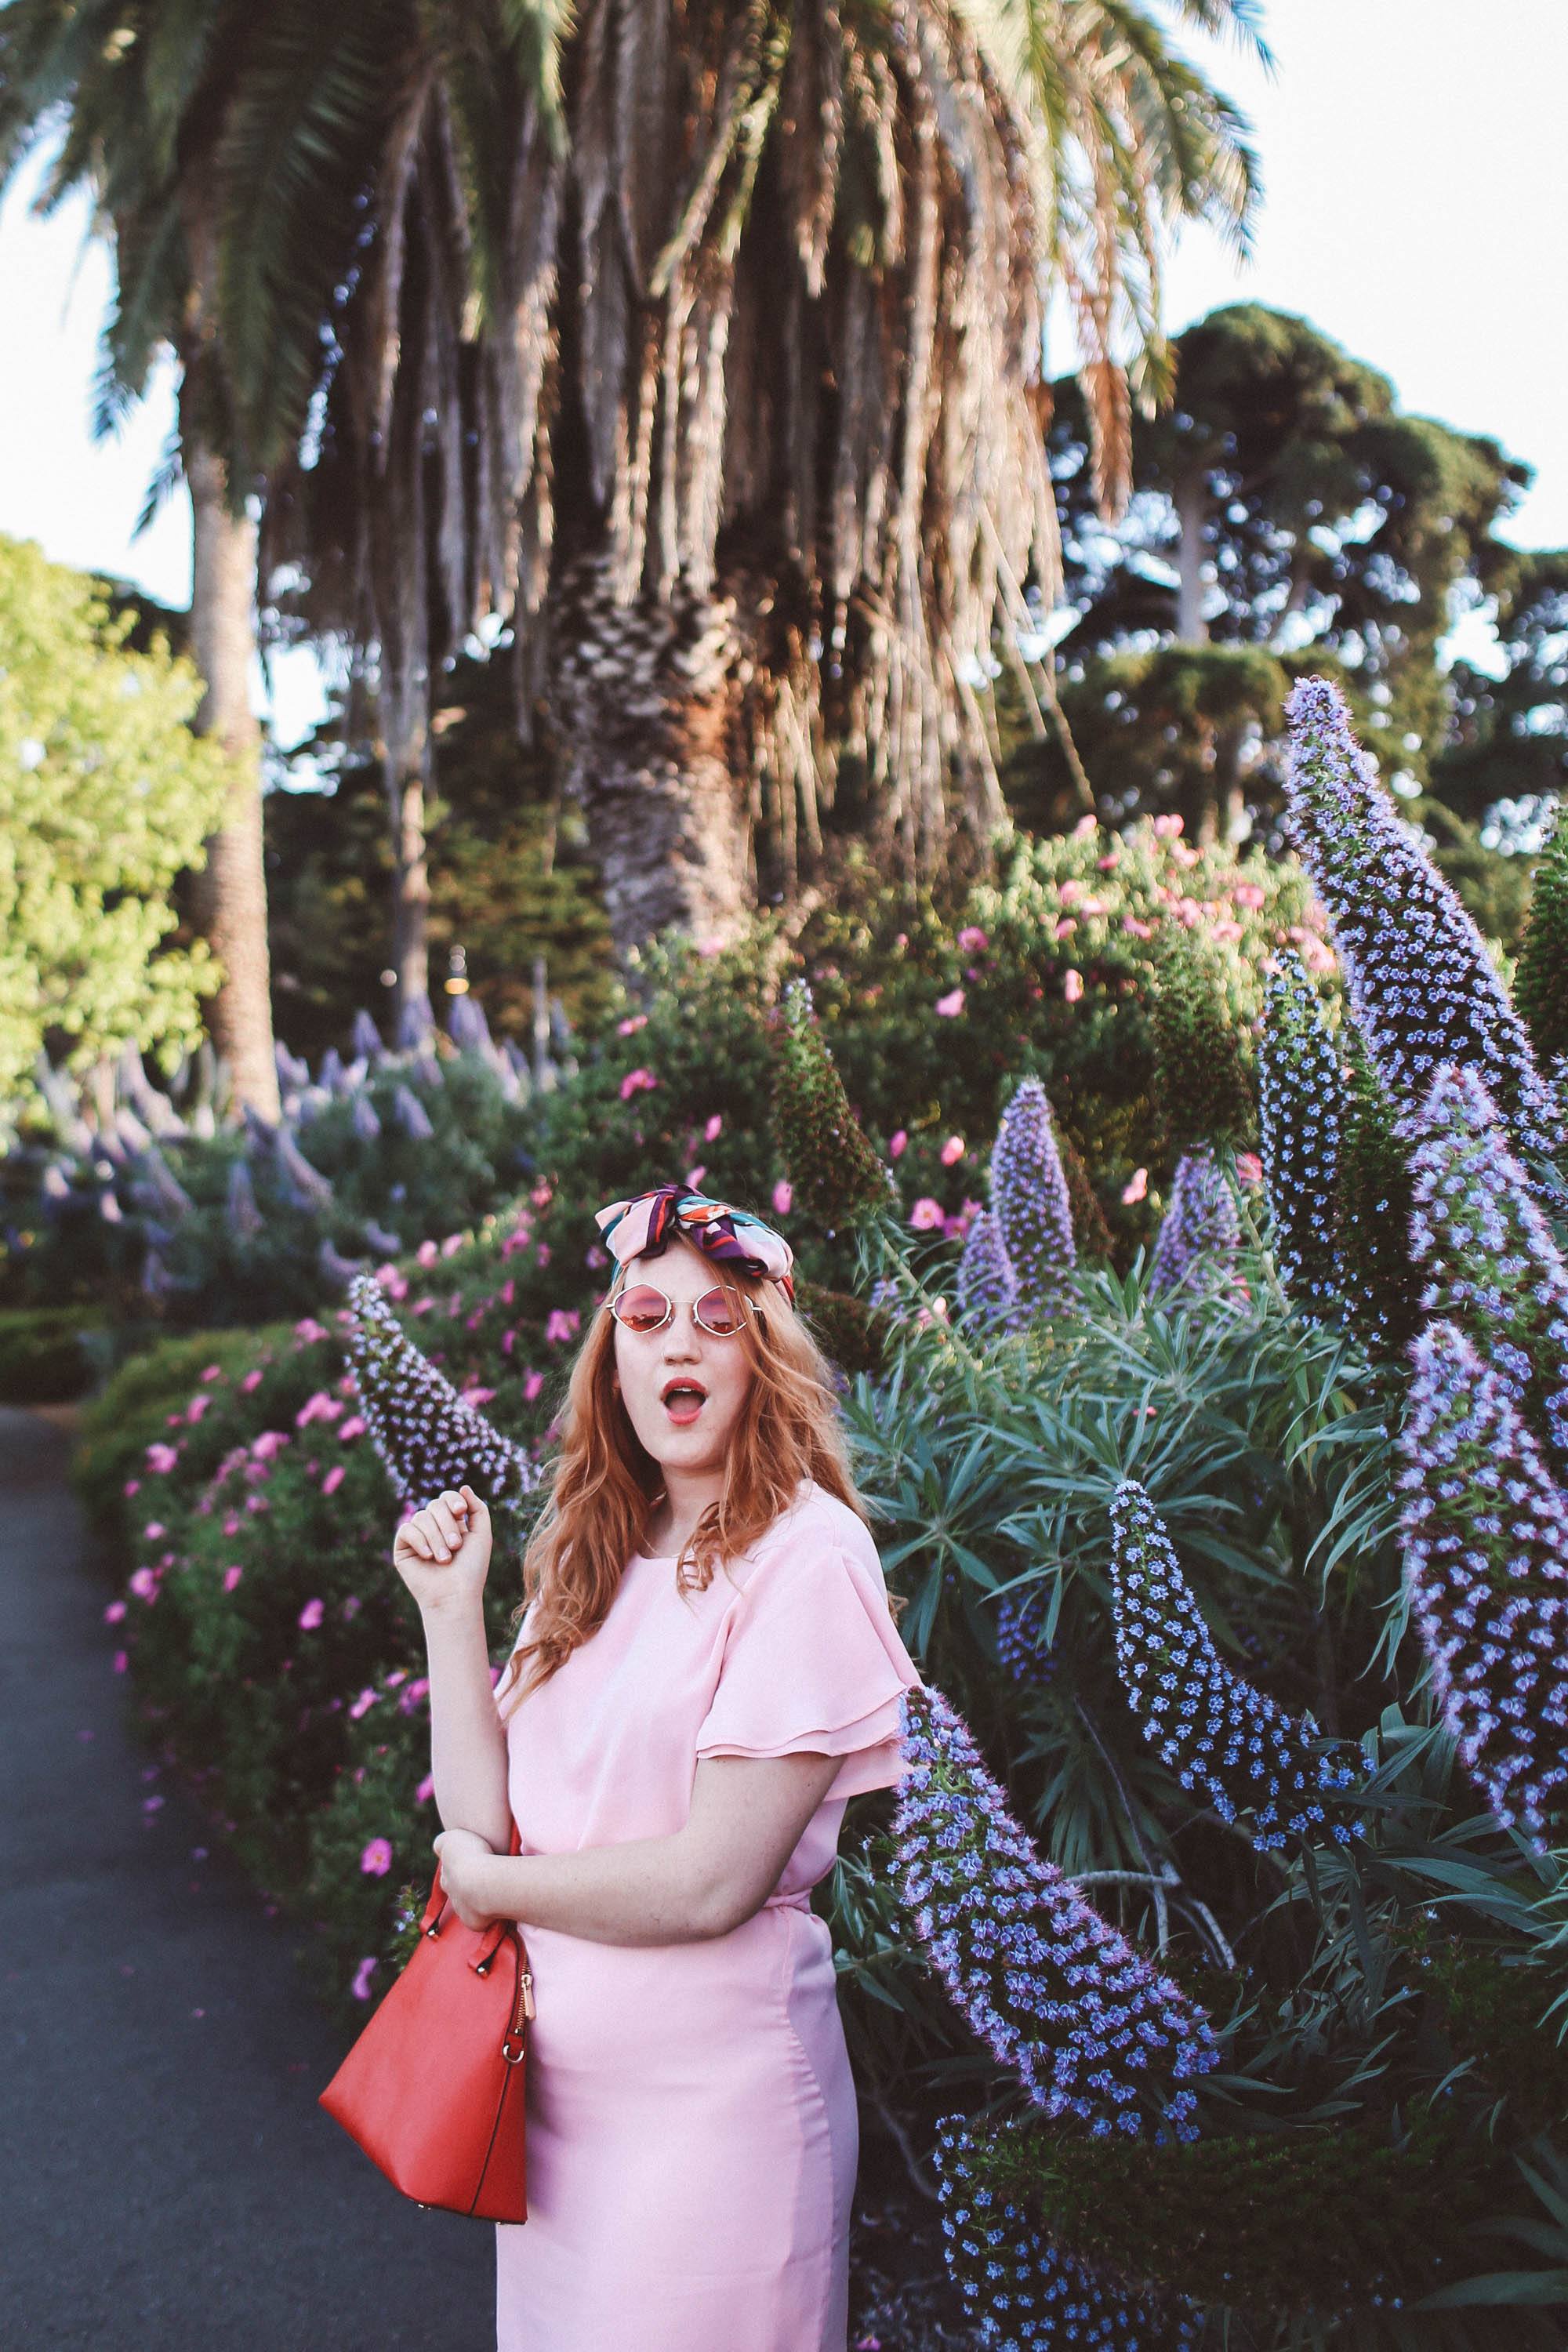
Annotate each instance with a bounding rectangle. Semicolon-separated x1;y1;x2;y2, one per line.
612;1285;670;1332
695;1285;746;1334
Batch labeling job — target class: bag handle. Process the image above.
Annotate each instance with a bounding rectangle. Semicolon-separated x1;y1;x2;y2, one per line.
419;1811;526;1973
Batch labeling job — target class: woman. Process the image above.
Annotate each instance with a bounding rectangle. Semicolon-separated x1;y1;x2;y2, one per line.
391;1181;924;2352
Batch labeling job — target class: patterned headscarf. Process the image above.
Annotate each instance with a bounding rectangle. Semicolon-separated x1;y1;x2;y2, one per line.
593;1184;796;1304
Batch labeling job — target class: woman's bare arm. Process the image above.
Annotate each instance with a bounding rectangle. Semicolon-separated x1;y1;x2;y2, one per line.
421;1600;513;1853
463;1750;844;1946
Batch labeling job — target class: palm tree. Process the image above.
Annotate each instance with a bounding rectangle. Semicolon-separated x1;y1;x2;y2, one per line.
0;2;285;1118
232;1;1265;966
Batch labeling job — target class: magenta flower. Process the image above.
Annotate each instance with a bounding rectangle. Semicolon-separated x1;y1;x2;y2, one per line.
294;1317;328;1343
296;1390;344;1428
545;1308;580;1345
909;1196;946;1231
337;1415;366;1442
350;1957;379;2001
686;1165;706;1189
145;1443;178;1474
186;1394;211;1423
415;1773;435;1805
222;1515;241;1537
142;1521;165;1541
241;1369;263;1392
772;1178;793;1215
104;1599;127;1624
223;1566;243;1593
112;1650;128;1674
704;1112;723;1141
349;1686;379;1720
359;1838;394;1877
617;1012;648;1034
889;1129;908;1159
1123;1167;1149;1205
122;1479;140;1497
619;1066;658;1100
321;1465;346;1496
1063;967;1084;1004
251;1429;289;1461
298;1597;325;1630
201;1364;222;1383
935;987;965;1017
522;1369;546;1403
957;925;989;952
940;1135;965;1167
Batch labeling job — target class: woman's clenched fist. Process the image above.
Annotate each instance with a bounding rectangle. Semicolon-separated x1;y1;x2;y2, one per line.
392;1484;492;1615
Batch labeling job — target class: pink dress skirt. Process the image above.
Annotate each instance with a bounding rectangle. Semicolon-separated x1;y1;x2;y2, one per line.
492;1480;924;2352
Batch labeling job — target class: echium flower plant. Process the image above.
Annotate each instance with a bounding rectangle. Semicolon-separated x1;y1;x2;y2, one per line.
771;978;892;1234
1407;1063;1568;1488
932;2112;1200;2352
1146;1148;1241;1307
1258;950;1344;1319
1397;1319;1568;1849
990;1078;1076;1319
891;1684;1218;2139
956;1205;1020;1330
993;1581;1057;1687
1109;1484;1365;1849
1283;675;1564;1163
343;1272;539;1519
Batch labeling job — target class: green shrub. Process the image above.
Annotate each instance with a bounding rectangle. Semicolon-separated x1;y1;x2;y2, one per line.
0;1306;101;1403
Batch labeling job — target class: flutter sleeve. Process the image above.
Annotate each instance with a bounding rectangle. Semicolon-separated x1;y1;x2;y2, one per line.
695;1533;924;1801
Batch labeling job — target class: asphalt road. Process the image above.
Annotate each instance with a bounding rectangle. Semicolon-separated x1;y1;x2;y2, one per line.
0;1406;495;2351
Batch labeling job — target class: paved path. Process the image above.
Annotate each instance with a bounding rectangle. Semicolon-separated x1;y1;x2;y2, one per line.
0;1406;495;2351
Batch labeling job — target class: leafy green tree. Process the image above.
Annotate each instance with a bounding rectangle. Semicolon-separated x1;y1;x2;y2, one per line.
1037;304;1528;842
1433;546;1568;822
0;537;230;1102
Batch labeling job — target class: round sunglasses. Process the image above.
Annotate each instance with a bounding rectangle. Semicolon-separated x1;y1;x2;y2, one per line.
608;1279;760;1338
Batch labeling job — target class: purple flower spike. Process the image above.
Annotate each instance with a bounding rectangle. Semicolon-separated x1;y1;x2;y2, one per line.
1110;1483;1365;1849
344;1272;539;1516
956;1207;1021;1330
1258;951;1345;1319
1282;677;1563;1163
1398;1319;1568;1850
1147;1149;1242;1308
934;2112;1201;2350
993;1584;1058;1687
990;1078;1077;1320
1408;1062;1568;1489
893;1684;1218;2140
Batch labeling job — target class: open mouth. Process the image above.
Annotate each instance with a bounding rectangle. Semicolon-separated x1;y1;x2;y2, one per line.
660;1378;708;1425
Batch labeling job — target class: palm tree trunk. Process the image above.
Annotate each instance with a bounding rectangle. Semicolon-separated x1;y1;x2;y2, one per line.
1174;470;1210;646
184;435;281;1123
550;557;754;963
386;724;433;1025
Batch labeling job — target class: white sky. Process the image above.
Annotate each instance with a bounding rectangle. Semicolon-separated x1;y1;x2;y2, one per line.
0;0;1563;751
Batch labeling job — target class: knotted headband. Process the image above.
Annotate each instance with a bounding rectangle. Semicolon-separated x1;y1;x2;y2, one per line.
593;1184;796;1304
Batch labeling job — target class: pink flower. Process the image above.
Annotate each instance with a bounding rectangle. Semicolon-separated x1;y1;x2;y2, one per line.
222;1514;241;1537
1210;920;1243;944
1058;879;1084;906
545;1308;580;1345
129;1566;160;1600
1235;1151;1264;1188
441;1232;464;1258
686;1166;706;1189
909;1196;945;1232
252;1429;290;1460
296;1389;344;1428
772;1179;793;1216
531;1182;553;1209
1122;916;1153;939
294;1317;328;1343
104;1599;127;1624
888;1130;908;1160
1152;812;1185;838
501;1329;517;1356
223;1566;243;1593
359;1837;394;1877
112;1650;128;1675
122;1479;140;1497
145;1443;178;1475
350;1957;379;2002
415;1773;435;1806
376;1264;410;1300
336;1415;366;1443
617;1012;648;1034
185;1394;211;1423
1054;917;1078;940
201;1364;223;1384
1233;882;1265;909
1121;1167;1149;1205
241;1368;263;1392
619;1065;658;1100
349;1687;379;1721
522;1370;546;1403
143;1795;164;1814
704;1113;723;1142
321;1464;346;1495
956;925;989;953
536;1242;551;1268
297;1597;325;1631
934;987;965;1018
940;1135;964;1167
1063;969;1084;1004
458;1386;495;1408
143;1522;166;1541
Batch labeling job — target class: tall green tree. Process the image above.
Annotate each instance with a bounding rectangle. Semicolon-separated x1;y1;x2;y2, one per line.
1040;303;1528;841
216;0;1265;966
0;536;230;1104
0;0;286;1116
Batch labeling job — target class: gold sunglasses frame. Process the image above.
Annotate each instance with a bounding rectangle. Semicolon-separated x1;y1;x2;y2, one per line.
606;1276;761;1339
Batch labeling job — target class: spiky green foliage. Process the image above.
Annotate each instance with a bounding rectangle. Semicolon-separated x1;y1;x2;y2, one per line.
1146;1147;1242;1306
1149;927;1253;1154
1515;797;1568;1079
953;2110;1500;2328
1258;951;1345;1319
1334;1043;1421;1355
771;980;891;1235
793;1278;890;1381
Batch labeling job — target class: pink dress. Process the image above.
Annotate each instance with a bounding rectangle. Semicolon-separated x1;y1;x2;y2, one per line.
492;1479;924;2352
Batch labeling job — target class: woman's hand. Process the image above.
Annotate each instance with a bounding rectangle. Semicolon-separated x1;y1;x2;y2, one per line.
393;1484;492;1617
431;1827;500;1931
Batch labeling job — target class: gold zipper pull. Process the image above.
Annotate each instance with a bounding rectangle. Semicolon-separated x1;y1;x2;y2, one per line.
521;1971;535;2020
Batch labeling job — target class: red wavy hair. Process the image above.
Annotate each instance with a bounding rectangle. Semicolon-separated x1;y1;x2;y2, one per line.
494;1256;870;1719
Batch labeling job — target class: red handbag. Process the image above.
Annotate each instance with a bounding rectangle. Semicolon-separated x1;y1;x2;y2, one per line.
319;1819;535;2223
